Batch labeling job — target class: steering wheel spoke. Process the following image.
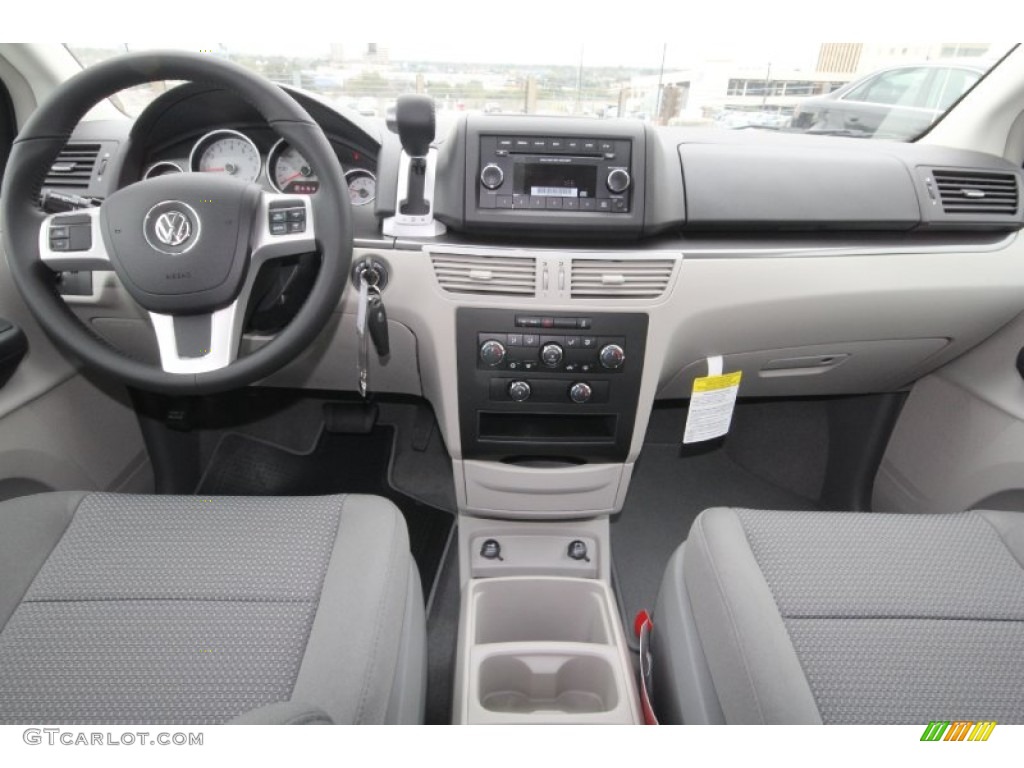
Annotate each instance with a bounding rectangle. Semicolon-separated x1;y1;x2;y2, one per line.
250;193;317;266
148;302;245;375
38;207;111;272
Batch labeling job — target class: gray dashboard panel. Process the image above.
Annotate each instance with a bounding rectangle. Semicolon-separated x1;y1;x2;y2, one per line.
679;143;921;230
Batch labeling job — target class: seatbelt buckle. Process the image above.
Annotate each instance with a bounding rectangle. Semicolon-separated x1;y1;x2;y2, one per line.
634;610;659;725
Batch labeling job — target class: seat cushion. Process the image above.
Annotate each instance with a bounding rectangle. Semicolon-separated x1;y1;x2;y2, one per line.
655;507;1024;724
0;492;424;724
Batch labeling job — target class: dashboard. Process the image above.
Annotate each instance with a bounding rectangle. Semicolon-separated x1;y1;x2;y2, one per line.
39;78;1024;515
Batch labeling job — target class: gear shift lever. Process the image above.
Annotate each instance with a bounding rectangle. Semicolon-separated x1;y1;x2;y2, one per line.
387;95;436;217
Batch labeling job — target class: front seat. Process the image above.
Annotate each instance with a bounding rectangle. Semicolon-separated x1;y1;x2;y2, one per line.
0;492;425;724
652;507;1024;724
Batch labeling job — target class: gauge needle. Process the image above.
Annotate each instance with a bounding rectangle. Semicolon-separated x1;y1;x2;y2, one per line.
282;171;304;183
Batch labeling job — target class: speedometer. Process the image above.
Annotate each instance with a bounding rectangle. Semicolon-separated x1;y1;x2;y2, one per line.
267;139;319;194
189;129;261;183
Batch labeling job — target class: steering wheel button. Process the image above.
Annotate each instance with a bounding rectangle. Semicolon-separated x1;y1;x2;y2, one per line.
287;221;305;234
287;208;305;221
49;238;70;251
49;225;69;239
269;210;288;223
270;222;288;235
68;225;92;251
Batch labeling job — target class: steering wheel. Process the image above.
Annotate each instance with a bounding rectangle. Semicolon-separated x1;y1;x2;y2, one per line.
1;51;352;394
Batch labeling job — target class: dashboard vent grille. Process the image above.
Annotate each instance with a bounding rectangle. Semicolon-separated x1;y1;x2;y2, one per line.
570;258;675;299
430;252;537;296
933;169;1019;216
44;143;101;189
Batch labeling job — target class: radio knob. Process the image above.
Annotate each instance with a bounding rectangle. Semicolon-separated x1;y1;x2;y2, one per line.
480;163;505;190
606;168;631;194
508;380;532;402
569;382;593;404
599;343;625;370
541;343;564;368
480;339;507;367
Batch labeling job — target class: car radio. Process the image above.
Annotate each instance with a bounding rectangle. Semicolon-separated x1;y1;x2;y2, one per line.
477;134;633;214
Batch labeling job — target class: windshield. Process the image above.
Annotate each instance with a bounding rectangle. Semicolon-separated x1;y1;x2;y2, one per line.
67;43;1015;140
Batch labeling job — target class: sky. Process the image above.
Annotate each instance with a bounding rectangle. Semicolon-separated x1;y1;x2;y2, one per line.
79;42;823;72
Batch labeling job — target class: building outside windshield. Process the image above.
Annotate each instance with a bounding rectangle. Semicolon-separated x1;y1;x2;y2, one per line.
69;42;1014;141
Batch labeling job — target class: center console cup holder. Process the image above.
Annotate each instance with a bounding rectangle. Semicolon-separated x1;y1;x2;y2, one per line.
457;576;640;723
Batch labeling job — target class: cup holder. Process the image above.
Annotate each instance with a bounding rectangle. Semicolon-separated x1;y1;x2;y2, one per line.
478;652;619;715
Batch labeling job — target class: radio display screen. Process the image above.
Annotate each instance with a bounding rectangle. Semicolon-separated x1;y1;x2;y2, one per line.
515;163;598;199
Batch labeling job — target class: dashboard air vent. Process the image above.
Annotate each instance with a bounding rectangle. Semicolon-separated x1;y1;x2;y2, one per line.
44;143;102;189
570;258;675;299
932;169;1019;216
430;252;536;296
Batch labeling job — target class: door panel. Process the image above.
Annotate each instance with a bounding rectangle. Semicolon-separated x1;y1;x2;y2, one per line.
875;310;1024;514
0;232;152;501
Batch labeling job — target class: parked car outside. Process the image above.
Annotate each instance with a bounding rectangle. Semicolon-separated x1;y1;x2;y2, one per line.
791;61;987;137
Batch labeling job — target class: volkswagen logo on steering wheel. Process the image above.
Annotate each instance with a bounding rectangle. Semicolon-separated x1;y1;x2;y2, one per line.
143;201;201;255
154;211;191;246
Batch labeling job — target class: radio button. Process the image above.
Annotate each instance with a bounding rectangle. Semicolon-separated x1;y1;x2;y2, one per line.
580;198;597;211
612;198;628;212
563;198;579;210
496;195;514;208
513;194;530;208
596;199;612;212
529;197;546;209
607;168;632;194
599;141;614;153
481;164;504;190
546;197;563;209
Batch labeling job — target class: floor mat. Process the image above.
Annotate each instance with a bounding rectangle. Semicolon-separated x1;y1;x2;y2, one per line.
196;426;454;599
611;442;817;646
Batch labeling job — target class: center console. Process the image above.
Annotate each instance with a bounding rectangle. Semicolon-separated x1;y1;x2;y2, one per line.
457;308;648;461
430;114;656;725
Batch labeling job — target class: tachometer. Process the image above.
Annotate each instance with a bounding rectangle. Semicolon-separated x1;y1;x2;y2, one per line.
189;129;261;183
346;169;376;206
267;139;319;194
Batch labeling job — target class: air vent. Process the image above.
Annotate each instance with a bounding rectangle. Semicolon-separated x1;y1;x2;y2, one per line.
570;258;675;299
44;143;101;189
430;252;536;296
932;169;1019;216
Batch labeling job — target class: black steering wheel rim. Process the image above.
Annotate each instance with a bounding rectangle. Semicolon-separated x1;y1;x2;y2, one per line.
0;50;352;395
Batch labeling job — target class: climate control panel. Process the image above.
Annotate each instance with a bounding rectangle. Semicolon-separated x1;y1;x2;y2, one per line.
457;308;648;461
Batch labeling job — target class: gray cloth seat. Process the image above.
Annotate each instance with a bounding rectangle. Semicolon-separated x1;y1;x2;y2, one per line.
652;507;1024;724
0;491;425;724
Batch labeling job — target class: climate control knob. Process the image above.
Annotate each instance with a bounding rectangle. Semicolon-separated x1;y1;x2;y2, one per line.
606;168;631;194
541;343;564;368
479;339;507;367
480;163;505;190
569;382;593;404
599;343;625;370
508;380;532;402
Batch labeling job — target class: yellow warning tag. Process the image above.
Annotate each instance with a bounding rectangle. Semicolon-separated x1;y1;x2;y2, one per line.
684;363;742;444
692;372;743;393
